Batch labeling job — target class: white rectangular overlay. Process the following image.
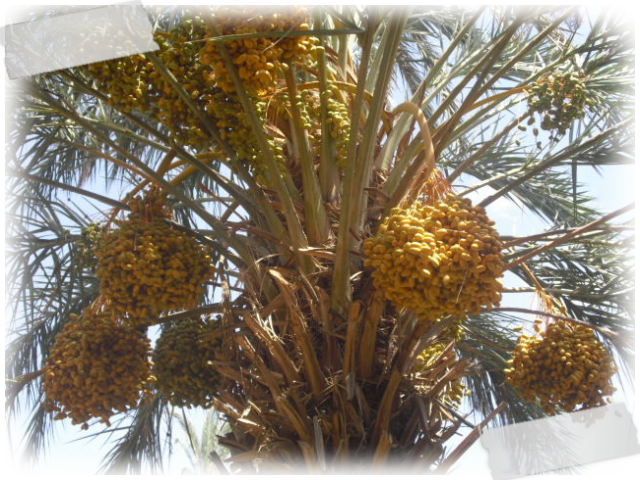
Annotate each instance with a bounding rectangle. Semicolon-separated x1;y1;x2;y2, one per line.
480;403;640;479
4;3;158;79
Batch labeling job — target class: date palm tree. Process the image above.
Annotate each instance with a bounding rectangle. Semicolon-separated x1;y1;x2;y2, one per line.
5;5;634;475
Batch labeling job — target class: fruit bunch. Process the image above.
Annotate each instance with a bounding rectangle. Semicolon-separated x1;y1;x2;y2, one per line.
199;6;314;93
505;319;617;414
96;189;215;326
80;12;296;160
152;317;222;408
363;194;504;320
415;326;463;368
413;324;466;407
82;53;152;113
81;14;216;151
148;16;213;149
205;89;285;179
325;92;352;167
43;311;151;429
76;222;103;271
413;341;466;409
527;72;594;136
302;82;351;167
126;186;172;219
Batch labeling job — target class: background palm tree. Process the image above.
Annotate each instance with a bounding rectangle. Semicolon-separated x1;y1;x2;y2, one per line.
5;5;634;474
171;409;230;474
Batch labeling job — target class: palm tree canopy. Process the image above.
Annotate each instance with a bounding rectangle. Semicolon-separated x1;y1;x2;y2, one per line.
5;5;634;475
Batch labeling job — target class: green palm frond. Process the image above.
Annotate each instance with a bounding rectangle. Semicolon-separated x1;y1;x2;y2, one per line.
99;395;168;474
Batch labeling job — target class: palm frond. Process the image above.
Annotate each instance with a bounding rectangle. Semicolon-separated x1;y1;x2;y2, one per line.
99;395;167;474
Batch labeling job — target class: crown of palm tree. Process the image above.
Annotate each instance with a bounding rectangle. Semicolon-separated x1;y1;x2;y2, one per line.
5;5;634;475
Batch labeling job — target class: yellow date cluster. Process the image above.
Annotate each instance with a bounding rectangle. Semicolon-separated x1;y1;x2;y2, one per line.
127;186;172;220
152;317;222;408
415;324;464;368
96;191;215;326
83;53;152;113
303;82;351;167
84;16;284;168
148;17;214;149
82;15;214;151
414;341;466;409
199;6;314;93
363;194;504;320
505;320;617;414
43;311;151;429
76;222;103;271
325;94;351;167
83;28;183;113
205;90;285;180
